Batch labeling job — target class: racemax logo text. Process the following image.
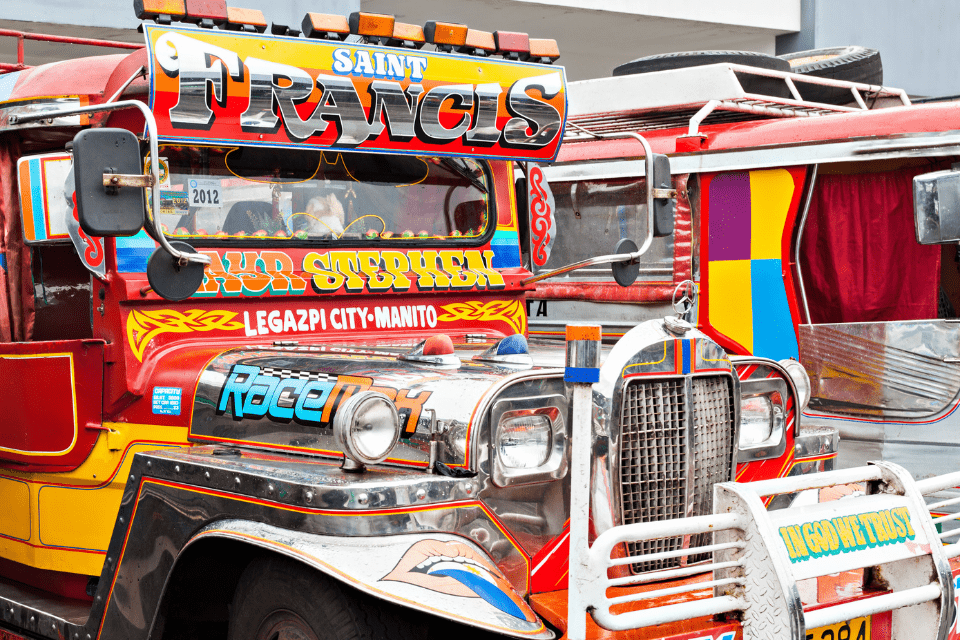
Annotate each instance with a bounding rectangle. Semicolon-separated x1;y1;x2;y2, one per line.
778;507;916;563
216;365;431;435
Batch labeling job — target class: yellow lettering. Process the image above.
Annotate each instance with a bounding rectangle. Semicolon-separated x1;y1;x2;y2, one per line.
894;507;916;538
329;252;365;292
779;527;798;559
407;251;451;289
802;523;821;554
303;252;344;292
834;516;859;550
786;525;808;558
465;249;506;289
820;520;840;552
381;251;412;290
857;514;879;544
440;250;477;288
358;250;393;291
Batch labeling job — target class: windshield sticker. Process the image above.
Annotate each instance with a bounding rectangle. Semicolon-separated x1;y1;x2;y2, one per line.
194;249;505;298
144;26;566;162
778;507;916;563
216;366;430;435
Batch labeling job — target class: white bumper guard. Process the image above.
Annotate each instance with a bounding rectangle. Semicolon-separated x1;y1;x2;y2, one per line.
565;324;960;640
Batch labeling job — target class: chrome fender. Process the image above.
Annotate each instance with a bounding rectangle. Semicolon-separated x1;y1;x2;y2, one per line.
187;519;554;639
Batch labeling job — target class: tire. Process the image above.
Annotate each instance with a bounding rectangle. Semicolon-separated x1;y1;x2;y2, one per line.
612;50;792;98
778;46;883;105
228;555;427;640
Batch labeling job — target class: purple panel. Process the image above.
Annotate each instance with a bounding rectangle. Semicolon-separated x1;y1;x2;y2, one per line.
709;172;751;261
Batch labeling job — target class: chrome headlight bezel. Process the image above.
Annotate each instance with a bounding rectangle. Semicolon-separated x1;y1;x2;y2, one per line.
490;394;567;487
778;358;811;411
333;390;401;468
736;377;788;462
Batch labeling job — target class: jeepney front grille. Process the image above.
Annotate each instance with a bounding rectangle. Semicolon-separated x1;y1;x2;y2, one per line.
619;375;735;573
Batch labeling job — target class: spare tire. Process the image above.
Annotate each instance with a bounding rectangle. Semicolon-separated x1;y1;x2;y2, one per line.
612;51;792;98
778;46;882;105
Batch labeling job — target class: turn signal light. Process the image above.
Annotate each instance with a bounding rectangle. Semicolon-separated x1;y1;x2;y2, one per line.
349;12;395;38
425;21;468;50
184;0;228;26
389;22;425;49
529;38;560;63
225;7;267;32
134;0;186;21
494;30;530;60
301;13;350;40
459;29;496;56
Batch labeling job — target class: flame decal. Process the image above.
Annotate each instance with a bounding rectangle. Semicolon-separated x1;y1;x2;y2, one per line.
438;300;526;335
127;309;244;361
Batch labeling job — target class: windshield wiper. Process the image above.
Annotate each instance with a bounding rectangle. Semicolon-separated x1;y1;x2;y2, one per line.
440;157;487;194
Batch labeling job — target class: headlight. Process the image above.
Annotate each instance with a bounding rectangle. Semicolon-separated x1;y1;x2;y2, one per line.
490;395;567;487
778;358;811;411
739;395;784;447
497;411;553;469
737;377;788;461
334;391;401;469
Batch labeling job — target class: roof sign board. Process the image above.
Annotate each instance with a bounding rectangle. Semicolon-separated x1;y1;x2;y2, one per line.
144;25;567;162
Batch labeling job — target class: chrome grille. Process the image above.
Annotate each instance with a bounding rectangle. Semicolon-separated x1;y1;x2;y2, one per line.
619;375;735;572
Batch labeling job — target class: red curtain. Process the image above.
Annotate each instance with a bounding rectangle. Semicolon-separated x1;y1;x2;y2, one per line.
801;165;942;324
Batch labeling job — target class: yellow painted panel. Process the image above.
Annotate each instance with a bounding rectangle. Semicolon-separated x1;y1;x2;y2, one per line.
37;441;170;552
709;260;753;352
38;484;124;552
750;169;795;260
0;478;30;541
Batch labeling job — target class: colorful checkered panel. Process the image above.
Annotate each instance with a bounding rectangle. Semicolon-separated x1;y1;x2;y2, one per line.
707;169;799;361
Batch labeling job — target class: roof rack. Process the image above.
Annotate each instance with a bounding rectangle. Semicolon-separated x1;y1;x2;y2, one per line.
564;62;911;141
0;28;143;73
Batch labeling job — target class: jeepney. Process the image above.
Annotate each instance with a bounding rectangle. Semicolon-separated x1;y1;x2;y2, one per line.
0;10;922;640
523;54;960;484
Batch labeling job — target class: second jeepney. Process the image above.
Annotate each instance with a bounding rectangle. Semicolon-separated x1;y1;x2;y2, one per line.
0;7;935;640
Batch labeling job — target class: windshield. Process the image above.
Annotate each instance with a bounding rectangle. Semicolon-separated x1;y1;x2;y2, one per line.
152;146;491;245
532;176;673;281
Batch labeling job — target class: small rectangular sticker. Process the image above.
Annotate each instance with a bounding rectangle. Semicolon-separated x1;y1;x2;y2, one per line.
152;386;182;416
187;178;222;208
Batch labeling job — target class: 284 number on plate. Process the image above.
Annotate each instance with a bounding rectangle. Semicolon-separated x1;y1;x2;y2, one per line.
807;616;869;640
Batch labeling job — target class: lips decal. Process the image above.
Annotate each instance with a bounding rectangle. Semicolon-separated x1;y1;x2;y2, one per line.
382;539;533;621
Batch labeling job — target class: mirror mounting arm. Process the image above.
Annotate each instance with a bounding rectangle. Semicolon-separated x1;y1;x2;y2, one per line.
13;100;211;267
103;173;155;189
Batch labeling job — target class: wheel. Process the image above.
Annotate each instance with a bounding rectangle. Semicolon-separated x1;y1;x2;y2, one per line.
612;50;792;98
228;555;427;640
778;46;883;104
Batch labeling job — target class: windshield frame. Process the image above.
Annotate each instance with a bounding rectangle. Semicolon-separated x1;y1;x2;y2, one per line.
149;145;498;250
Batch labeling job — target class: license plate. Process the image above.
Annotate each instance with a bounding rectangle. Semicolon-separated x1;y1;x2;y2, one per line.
807;616;870;640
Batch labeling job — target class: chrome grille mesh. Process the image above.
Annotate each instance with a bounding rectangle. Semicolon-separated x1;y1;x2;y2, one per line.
619;375;735;572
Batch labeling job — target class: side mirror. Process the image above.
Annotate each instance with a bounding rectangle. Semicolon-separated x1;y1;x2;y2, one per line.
72;128;145;237
650;153;674;238
914;170;960;244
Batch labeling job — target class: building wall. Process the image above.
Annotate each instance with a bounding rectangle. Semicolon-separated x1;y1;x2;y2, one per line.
777;0;958;98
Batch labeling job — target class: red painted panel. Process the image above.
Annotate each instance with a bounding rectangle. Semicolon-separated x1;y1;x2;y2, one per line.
0;340;103;472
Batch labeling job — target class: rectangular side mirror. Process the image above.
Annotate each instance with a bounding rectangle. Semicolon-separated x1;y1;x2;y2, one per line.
651;153;674;237
914;169;960;244
72;128;146;237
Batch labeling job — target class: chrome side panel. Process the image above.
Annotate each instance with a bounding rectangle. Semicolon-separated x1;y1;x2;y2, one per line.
185;521;552;639
799;321;960;419
86;446;541;640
